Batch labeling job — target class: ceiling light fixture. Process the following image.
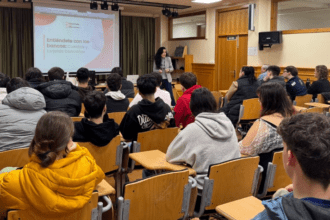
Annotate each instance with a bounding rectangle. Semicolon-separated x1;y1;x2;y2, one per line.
90;1;98;10
111;3;119;11
192;0;222;4
172;9;179;18
162;8;172;17
101;1;108;10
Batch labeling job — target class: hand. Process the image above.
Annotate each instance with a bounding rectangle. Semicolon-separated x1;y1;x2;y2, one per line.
159;69;163;73
165;69;170;73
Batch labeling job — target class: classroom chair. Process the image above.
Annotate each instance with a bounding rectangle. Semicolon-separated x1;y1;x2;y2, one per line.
237;98;261;137
71;116;83;122
257;151;291;198
128;98;134;103
136;127;178;153
211;91;223;109
80;103;85;117
316;93;326;103
77;135;130;198
7;191;111;220
117;170;196;220
108;112;126;125
301;107;324;113
194;156;262;218
0;148;29;170
293;94;313;107
173;84;183;102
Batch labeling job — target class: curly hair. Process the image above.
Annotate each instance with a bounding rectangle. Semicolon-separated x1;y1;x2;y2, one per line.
315;65;328;80
278;113;330;189
29;111;74;168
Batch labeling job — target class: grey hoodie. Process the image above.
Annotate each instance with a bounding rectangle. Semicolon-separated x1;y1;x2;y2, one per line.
166;112;241;190
0;87;46;152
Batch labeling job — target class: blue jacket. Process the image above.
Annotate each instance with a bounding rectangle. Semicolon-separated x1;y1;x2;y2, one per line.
253;192;330;220
286;76;307;101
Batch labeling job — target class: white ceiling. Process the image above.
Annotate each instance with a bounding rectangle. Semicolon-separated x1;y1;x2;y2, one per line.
58;0;249;15
278;0;330;14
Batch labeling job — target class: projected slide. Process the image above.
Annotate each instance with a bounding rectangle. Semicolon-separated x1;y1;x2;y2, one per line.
34;6;120;72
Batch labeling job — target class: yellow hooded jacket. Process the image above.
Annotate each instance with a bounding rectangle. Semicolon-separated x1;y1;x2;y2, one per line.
0;145;105;216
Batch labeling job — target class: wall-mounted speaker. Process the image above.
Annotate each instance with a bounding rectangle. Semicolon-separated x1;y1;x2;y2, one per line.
259;31;282;50
248;4;255;31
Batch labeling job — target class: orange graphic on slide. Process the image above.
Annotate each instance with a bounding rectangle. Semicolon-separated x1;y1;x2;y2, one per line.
85;20;114;69
35;14;57;26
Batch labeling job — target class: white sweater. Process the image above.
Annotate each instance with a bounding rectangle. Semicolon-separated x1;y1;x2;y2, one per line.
166;112;241;190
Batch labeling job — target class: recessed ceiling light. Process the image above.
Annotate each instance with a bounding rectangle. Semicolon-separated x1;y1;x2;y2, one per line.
192;0;222;3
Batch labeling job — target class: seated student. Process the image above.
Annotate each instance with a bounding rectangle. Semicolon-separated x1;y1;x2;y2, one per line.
261;65;286;89
257;64;269;81
73;91;119;146
105;73;129;113
76;67;94;100
120;74;175;141
0;78;46;152
166;88;240;190
25;67;45;88
104;67;135;98
253;113;330;219
129;72;171;108
223;66;259;126
306;65;330;100
239;82;294;193
0;72;10;103
37;67;82;116
283;65;307;101
0;111;104;216
174;72;201;128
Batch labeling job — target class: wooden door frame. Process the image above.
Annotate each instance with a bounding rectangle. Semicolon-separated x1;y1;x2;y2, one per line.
215;5;249;90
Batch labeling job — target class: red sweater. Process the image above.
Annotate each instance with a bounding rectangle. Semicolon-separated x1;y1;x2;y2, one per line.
174;85;202;128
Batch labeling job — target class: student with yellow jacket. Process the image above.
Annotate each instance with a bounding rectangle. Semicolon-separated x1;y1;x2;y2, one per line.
0;111;105;216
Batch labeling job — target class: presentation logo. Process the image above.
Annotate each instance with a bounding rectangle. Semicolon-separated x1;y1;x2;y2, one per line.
66;22;80;29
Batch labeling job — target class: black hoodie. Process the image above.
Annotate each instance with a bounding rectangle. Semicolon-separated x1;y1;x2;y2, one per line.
119;98;175;141
73;114;119;147
37;80;82;116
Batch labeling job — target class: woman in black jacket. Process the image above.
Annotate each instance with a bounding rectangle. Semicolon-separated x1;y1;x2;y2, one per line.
306;65;330;100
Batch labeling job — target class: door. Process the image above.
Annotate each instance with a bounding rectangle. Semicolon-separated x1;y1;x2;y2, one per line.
216;8;249;90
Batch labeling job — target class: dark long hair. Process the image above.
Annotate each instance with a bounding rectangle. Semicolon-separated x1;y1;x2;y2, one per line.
257;82;294;117
154;47;168;69
241;66;257;84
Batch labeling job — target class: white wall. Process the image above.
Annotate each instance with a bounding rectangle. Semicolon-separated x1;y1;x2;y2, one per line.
172;22;198;38
248;0;330;68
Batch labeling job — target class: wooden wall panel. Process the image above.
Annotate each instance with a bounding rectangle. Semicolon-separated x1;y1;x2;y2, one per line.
192;63;216;91
253;66;322;83
0;0;31;9
218;9;248;36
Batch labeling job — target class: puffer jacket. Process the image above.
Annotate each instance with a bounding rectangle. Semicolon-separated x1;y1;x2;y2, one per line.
37;80;81;116
0;87;46;152
0;145;105;216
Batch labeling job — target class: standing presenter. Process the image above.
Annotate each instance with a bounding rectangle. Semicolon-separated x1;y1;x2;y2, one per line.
153;47;176;106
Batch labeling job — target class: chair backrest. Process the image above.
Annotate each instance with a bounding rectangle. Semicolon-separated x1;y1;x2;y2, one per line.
128;98;134;103
211;91;223;109
301;107;324;113
317;93;326;103
80;103;85;116
7;192;98;220
108;112;126;125
267;151;291;192
71;117;83;122
0;148;29;170
205;156;260;210
294;94;313;107
174;84;183;101
238;98;261;121
118;170;191;220
137;128;178;153
77;135;121;173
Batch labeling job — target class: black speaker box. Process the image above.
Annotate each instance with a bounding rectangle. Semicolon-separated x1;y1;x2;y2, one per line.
259;31;282;44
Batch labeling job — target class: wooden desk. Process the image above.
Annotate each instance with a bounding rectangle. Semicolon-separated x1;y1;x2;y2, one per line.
216;196;264;220
294;106;307;112
96;179;116;196
305;102;330;109
129;150;196;176
219;90;228;96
